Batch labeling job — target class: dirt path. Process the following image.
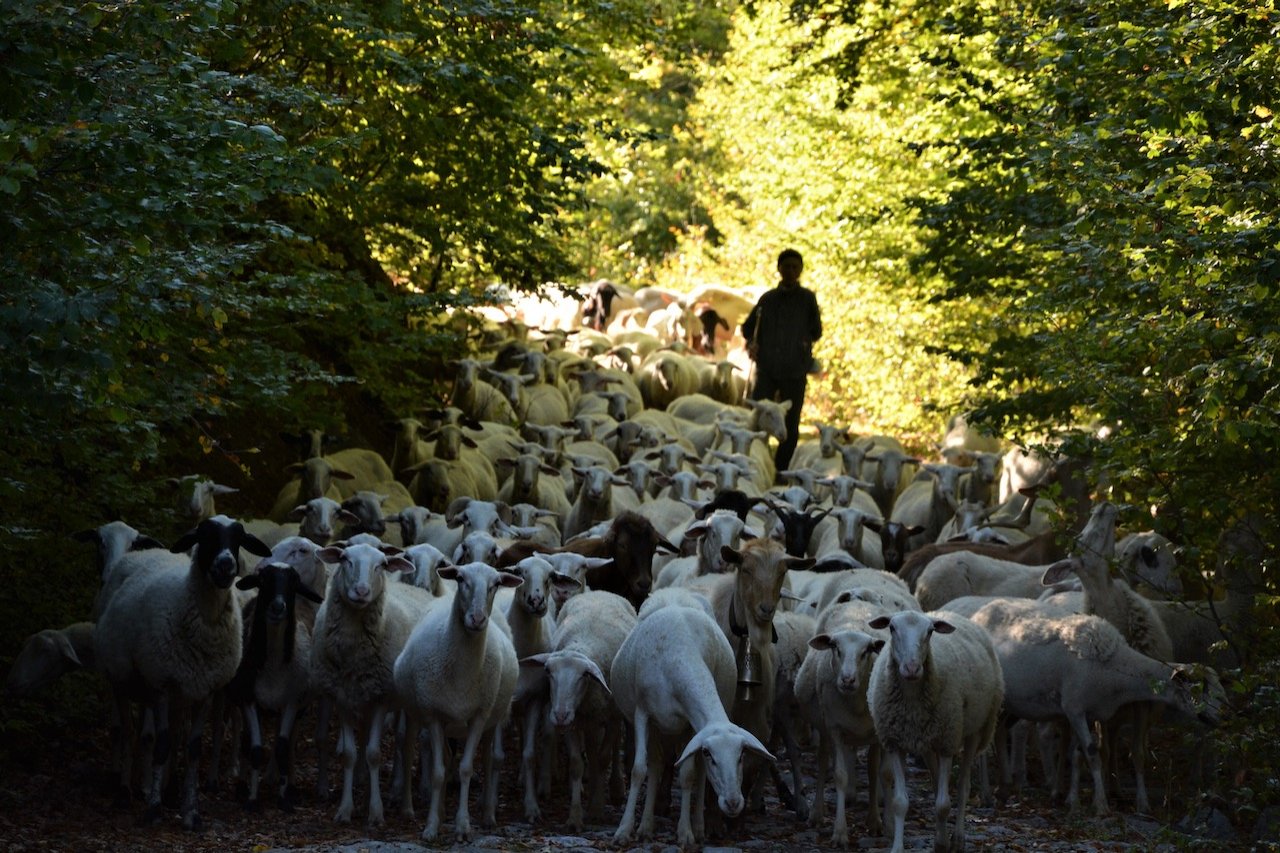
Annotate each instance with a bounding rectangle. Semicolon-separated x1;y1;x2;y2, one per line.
0;712;1222;853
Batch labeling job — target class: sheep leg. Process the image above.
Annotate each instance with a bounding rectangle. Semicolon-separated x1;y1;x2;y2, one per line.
932;752;953;853
333;715;357;823
1067;712;1108;816
422;721;446;841
639;733;663;839
614;711;649;843
831;733;852;849
482;731;501;828
205;691;227;792
1131;704;1152;813
398;715;418;820
110;688;136;806
809;727;830;826
778;708;808;821
885;748;909;853
314;697;332;800
364;705;387;827
566;725;586;831
675;752;700;849
520;697;542;822
181;699;213;830
276;701;301;812
241;702;264;811
453;716;487;842
867;741;884;837
142;694;170;826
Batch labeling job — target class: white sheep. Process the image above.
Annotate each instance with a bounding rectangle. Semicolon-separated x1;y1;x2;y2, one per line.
867;608;1004;853
968;598;1224;816
914;550;1056;611
72;520;166;620
393;562;523;841
94;515;273;829
610;600;774;847
310;540;432;826
521;589;638;829
502;555;582;821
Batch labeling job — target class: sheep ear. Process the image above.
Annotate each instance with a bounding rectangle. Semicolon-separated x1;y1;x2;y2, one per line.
236;574;261;591
720;544;744;565
520;653;552;669
171;529;198;554
675;729;710;768
551;572;584;594
384;556;414;574
287;505;308;521
241;532;273;558
582;658;611;694
438;565;460;581
331;469;357;481
867;615;891;630
1041;559;1077;586
498;571;525;588
741;730;775;762
870;639;885;654
809;633;835;651
317;546;345;564
932;619;956;634
907;525;926;536
133;535;166;551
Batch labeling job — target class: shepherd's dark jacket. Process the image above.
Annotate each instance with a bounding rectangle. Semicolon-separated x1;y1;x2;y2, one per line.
742;283;822;380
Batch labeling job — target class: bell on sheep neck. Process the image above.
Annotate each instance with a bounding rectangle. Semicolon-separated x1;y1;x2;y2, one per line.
736;633;763;704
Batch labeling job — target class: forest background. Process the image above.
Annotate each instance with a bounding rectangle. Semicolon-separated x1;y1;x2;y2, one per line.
1;0;1277;828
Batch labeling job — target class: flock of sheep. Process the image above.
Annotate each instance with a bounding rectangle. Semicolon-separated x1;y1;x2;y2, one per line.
5;278;1250;851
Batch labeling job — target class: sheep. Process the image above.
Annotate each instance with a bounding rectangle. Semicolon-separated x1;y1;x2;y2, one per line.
400;543;450;595
810;505;886;568
521;590;639;829
898;528;1066;591
94;515;273;829
73;520;166;620
167;474;238;526
418;422;500;498
226;561;323;812
654;508;760;589
310;540;432;826
684;539;814;810
338;486;415;545
888;461;975;551
610;599;775;847
561;463;635;543
797;595;886;846
268;456;356;522
498;510;679;610
767;608;819;820
860;441;921;516
4;622;95;699
867;609;1004;853
501;555;582;821
914;549;1061;611
451;357;518;425
496;451;572;529
285;496;360;546
864;518;925;578
393;562;523;841
968;598;1224;816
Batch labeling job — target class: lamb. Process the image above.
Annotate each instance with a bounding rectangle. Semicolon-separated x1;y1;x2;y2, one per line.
968;598;1224;815
796;594;886;846
393;562;523;841
400;543;450;595
610;598;775;847
94;515;273;829
521;590;638;829
4;622;96;699
867;609;1004;853
226;561;323;812
310;540;433;826
501;555;582;821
